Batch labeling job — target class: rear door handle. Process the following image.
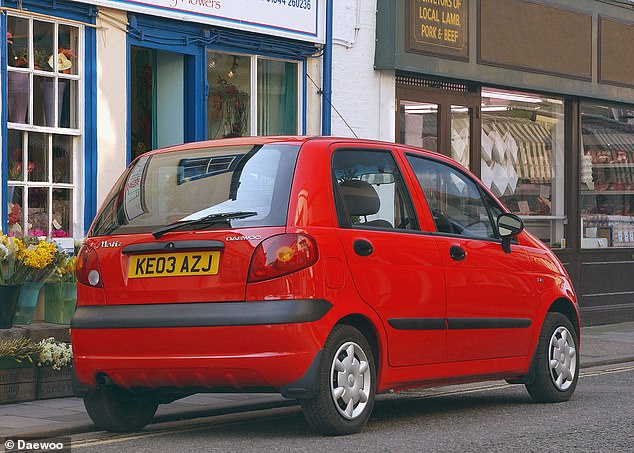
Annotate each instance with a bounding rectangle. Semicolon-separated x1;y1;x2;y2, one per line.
353;239;374;256
449;245;466;261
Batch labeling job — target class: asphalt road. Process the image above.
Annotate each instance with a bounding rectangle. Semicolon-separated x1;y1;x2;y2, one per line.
67;363;634;452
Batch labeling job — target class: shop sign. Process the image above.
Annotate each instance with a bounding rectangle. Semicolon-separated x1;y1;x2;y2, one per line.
407;0;468;60
71;0;325;43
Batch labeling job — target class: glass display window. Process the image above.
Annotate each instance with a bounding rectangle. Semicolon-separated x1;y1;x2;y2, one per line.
480;88;565;248
580;103;634;248
5;13;81;238
206;52;300;139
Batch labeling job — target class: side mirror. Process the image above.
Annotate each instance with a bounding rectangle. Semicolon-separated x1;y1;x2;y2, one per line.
497;213;524;253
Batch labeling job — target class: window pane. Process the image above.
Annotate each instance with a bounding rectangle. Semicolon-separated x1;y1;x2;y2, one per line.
580;103;634;248
481;88;565;247
332;150;419;231
28;133;48;182
407;156;495;238
52;188;73;237
7;186;24;236
451;105;470;168
58;24;79;76
28;187;49;237
8;130;25;182
207;52;251;138
399;101;439;151
257;59;298;135
7;16;30;69
61;79;78;129
33;20;54;73
53;135;73;183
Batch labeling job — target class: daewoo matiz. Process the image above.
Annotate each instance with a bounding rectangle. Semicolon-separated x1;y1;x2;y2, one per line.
71;136;579;435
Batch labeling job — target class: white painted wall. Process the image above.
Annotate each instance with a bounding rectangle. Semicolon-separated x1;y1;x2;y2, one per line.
331;0;394;141
95;8;129;208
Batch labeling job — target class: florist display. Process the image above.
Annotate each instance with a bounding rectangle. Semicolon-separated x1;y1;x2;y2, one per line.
44;246;78;324
0;337;73;402
0;233;65;326
0;337;40;404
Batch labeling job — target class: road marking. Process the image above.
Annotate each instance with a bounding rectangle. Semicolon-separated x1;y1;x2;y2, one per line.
580;364;634;378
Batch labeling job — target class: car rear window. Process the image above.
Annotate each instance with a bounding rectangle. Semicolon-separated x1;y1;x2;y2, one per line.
90;144;300;237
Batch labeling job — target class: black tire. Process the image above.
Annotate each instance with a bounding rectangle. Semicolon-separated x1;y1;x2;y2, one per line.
300;325;376;436
526;312;579;403
83;387;159;432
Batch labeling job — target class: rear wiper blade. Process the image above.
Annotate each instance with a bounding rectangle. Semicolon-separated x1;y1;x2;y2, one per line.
152;211;258;239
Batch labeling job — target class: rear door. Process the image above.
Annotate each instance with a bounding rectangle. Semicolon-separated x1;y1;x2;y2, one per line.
88;143;299;305
332;145;447;366
404;154;536;362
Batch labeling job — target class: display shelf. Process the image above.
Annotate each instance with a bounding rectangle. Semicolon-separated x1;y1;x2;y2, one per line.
592;163;634;169
581;191;634;195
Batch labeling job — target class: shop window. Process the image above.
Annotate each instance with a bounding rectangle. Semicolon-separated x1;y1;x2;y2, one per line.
6;14;81;238
399;101;439;152
206;52;299;139
480;88;565;248
257;58;297;135
207;53;251;138
451;105;470;168
580;103;634;248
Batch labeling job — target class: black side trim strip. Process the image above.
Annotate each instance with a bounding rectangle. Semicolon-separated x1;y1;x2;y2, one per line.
447;318;532;330
387;317;532;330
388;318;446;330
71;299;332;329
122;240;225;255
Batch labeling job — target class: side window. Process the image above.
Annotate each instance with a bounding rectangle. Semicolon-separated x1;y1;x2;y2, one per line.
407;155;496;239
332;149;418;231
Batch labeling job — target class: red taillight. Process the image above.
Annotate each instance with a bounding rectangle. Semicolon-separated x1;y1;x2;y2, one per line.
75;244;103;288
248;234;318;283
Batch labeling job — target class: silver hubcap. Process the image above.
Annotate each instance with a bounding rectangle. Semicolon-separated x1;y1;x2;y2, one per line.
548;326;577;391
330;341;371;420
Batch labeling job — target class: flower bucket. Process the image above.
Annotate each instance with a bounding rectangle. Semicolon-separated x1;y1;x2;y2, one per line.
12;282;43;325
0;285;21;329
44;282;77;324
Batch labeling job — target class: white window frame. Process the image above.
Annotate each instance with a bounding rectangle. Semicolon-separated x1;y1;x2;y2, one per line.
6;12;84;239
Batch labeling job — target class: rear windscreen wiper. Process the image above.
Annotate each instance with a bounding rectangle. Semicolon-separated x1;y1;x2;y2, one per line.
152;211;258;239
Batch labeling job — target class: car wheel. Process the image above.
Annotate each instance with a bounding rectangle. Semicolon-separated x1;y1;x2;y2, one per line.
526;312;579;403
83;387;159;432
300;325;376;436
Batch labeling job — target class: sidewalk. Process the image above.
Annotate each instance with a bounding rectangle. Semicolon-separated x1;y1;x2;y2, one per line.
1;321;633;439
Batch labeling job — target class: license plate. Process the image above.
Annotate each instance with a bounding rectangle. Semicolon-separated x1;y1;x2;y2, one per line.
128;251;220;278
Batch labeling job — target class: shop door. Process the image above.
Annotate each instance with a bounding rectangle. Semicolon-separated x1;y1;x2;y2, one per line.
396;83;479;173
130;47;186;160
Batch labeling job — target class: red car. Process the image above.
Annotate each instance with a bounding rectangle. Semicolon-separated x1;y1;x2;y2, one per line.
71;136;579;435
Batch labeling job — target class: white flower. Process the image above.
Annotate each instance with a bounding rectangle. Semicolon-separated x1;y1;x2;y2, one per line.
38;337;72;370
0;243;8;261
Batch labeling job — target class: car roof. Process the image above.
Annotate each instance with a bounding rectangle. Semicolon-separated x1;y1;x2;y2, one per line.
144;135;444;160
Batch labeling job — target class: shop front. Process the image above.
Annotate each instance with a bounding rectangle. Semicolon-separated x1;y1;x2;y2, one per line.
2;0;325;238
376;0;634;324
